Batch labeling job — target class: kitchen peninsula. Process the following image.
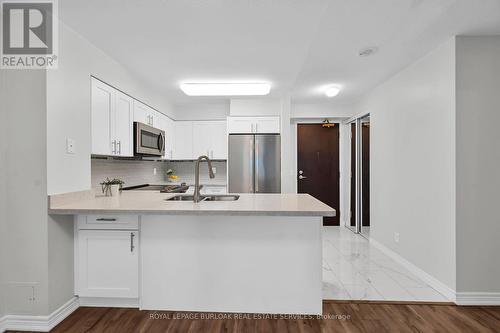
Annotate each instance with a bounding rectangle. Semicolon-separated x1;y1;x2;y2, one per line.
49;190;335;314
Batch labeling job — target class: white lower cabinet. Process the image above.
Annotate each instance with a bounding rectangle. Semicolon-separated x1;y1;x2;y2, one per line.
76;229;139;298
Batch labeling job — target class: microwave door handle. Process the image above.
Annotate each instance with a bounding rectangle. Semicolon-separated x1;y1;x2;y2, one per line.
161;133;166;152
157;133;164;153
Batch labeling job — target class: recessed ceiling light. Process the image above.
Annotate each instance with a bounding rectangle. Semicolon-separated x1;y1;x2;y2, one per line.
358;46;378;57
180;82;271;96
325;86;341;97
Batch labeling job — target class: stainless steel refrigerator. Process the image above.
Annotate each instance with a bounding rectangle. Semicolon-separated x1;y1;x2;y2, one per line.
228;134;281;193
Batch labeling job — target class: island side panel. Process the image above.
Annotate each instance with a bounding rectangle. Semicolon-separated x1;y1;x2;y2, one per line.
140;215;322;314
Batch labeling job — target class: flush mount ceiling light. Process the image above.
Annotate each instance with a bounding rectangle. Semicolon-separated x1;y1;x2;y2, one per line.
325;86;341;98
358;46;378;57
180;82;271;96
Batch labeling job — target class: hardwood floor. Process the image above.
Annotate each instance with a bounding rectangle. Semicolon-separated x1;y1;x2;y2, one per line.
7;301;500;333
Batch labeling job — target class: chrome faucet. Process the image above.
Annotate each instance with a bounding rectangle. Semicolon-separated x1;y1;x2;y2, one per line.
193;155;215;203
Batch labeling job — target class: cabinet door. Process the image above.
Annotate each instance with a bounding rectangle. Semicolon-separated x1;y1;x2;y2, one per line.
133;100;151;125
227;117;254;133
192;121;212;158
113;91;134;157
156;113;175;160
173;121;193;159
91;78;113;155
164;117;175;160
210;121;227;160
255;117;280;134
77;230;138;298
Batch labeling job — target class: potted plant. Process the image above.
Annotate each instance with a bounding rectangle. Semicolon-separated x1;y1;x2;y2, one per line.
100;178;124;197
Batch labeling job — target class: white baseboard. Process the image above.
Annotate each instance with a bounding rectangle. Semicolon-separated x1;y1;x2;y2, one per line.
456;292;500;305
0;315;7;333
0;296;79;332
79;297;139;308
369;238;457;302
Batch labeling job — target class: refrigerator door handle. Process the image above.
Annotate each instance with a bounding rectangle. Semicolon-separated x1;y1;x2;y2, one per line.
255;138;259;192
250;138;255;192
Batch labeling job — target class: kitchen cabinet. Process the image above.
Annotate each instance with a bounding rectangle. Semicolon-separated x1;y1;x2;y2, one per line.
91;78;133;157
76;229;139;298
227;116;280;134
173;121;193;160
133;100;158;127
192;121;227;160
157;114;175;160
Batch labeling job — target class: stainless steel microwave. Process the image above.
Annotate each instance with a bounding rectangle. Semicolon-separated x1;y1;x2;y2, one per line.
134;122;165;156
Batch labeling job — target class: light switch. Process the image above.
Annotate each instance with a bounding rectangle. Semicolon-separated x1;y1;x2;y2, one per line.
212;167;217;174
66;138;76;154
153;168;157;175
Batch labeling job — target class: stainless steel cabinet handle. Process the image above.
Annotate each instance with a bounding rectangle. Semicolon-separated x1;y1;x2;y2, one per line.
130;232;135;252
96;218;117;221
117;141;121;155
111;140;116;154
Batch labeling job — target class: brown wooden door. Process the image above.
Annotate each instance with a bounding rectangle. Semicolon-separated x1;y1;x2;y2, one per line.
297;124;340;226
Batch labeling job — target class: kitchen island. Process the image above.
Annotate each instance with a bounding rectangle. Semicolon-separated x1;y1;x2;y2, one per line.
49;190;335;314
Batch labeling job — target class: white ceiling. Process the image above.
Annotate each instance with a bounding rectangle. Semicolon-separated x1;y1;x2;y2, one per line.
59;0;500;106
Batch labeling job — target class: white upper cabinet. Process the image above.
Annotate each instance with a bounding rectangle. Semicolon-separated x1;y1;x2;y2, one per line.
133;100;159;127
156;112;175;160
170;121;227;160
173;121;193;160
91;78;133;157
227;116;280;134
113;91;133;157
192;121;227;160
210;121;227;159
91;79;113;155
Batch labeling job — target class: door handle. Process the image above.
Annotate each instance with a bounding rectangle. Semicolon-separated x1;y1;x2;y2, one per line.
299;175;307;180
255;139;259;192
130;232;135;252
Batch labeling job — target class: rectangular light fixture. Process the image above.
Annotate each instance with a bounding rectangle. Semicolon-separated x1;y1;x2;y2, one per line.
180;82;271;96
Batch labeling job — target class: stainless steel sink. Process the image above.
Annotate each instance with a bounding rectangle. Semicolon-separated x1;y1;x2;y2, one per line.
202;194;240;201
166;195;196;201
166;194;240;202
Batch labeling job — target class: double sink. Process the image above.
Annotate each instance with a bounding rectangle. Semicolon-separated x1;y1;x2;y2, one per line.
166;194;240;202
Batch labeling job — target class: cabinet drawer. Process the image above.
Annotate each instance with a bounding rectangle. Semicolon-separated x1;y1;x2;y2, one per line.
77;215;139;230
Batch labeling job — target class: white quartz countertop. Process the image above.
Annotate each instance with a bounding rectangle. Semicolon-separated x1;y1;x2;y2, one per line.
48;190;336;216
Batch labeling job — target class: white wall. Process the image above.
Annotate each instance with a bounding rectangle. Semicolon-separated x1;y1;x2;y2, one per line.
0;69;50;315
456;36;500;294
230;98;281;116
0;66;7;319
46;22;174;195
291;103;354;119
174;102;229;120
357;39;456;292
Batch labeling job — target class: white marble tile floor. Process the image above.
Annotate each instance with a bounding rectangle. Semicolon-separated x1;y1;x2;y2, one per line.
322;226;448;302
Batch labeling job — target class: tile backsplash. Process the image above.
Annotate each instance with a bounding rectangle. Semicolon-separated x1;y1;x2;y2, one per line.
91;158;227;188
165;161;227;185
91;159;168;188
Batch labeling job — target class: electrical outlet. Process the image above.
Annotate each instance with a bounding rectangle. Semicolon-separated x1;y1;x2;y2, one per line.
153;168;157;175
212;167;217;174
394;232;400;243
66;138;76;154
